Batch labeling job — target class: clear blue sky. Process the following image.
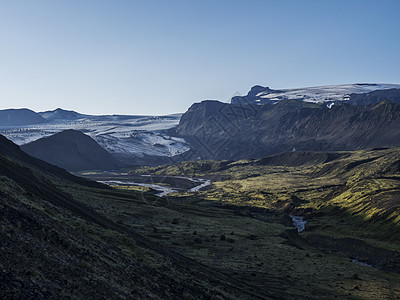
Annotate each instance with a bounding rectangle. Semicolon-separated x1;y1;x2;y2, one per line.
0;0;399;115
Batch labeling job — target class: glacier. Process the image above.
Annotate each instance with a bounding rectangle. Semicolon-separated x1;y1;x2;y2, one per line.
0;112;190;158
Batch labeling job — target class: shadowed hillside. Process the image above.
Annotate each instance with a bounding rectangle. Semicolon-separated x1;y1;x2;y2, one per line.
21;129;118;172
1;134;271;299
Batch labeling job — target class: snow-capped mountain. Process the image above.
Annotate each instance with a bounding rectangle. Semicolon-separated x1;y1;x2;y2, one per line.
0;109;189;163
231;83;400;105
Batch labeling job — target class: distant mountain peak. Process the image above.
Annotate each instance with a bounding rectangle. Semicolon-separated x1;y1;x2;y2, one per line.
39;108;87;121
0;108;45;126
248;85;273;96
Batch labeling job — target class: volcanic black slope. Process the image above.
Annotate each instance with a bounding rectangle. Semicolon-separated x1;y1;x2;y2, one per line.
21;129;117;172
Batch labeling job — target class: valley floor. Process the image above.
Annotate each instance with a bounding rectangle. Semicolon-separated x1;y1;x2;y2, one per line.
2;141;400;299
79;147;400;299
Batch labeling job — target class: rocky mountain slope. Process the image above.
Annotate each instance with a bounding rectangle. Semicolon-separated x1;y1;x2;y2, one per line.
21;130;117;171
175;99;400;160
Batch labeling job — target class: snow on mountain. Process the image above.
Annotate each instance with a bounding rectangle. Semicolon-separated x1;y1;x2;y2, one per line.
94;132;188;157
232;83;400;105
0;112;189;158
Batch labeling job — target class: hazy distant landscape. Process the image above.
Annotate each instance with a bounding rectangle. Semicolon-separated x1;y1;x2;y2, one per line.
1;1;400;299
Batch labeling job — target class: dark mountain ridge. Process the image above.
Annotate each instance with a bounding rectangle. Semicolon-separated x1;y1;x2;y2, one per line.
21;129;117;171
175;99;400;160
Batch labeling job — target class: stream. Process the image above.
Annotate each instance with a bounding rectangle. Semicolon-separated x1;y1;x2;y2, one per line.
98;174;385;271
351;259;373;268
290;215;307;232
99;175;211;197
288;216;377;268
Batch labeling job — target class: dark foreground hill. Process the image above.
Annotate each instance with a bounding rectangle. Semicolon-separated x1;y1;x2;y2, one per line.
21;129;117;172
174;99;400;160
0;135;263;299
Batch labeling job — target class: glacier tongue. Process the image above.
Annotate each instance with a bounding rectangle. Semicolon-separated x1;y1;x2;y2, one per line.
93;131;189;157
